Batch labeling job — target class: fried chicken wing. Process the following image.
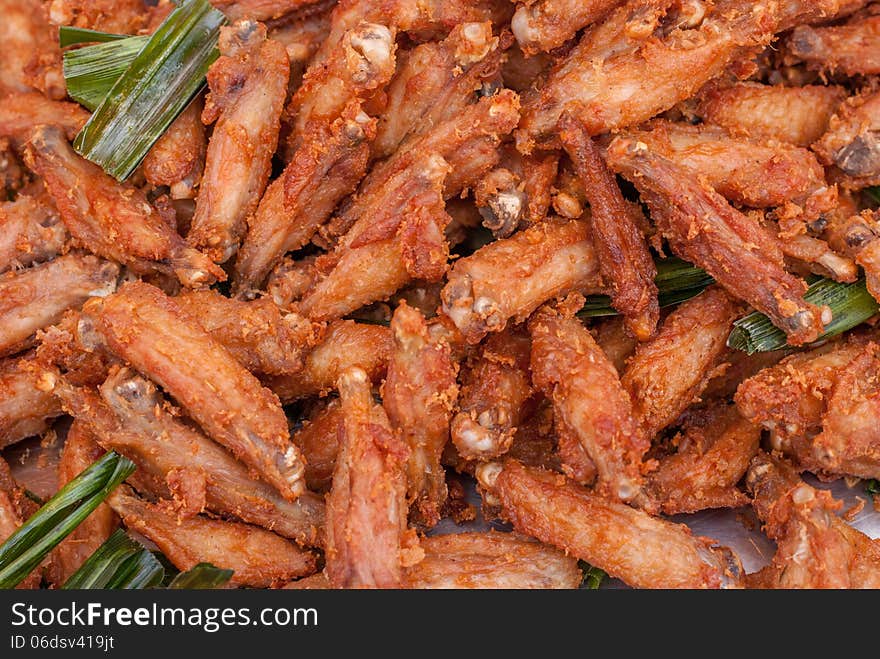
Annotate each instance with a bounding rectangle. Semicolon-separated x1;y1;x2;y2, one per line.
211;0;324;22
788;14;880;77
25;126;224;288
0;0;64;100
0;94;88;146
0;457;40;589
0;354;63;450
187;20;289;264
477;459;743;589
84;281;306;500
814;88;880;190
512;0;624;55
292;398;343;493
142;99;206;201
325;367;410;588
0;192;67;274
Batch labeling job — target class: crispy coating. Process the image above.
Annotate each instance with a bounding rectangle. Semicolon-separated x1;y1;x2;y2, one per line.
529;295;647;502
512;0;624;55
746;453;880;589
621;287;741;440
619;120;833;212
452;326;533;461
233;106;375;296
109;485;317;588
325;367;410;588
175;288;320;376
606;137;827;346
0;192;68;274
697;82;846;147
0;93;89;146
0;253;118;358
0;354;63;450
825;209;880;301
25;126;224;288
441;217;602;344
788;14;880;76
0;0;64;100
85;281;306;501
516;0;783;150
142;100;207;201
47;421;117;586
188;21;289;264
292;398;343;493
560;114;658;339
265;320;392;402
0;457;40;589
298;154;452;321
646;404;759;515
814;88;880;190
47;0;165;33
382;302;458;527
591;315;638;374
212;0;324;21
477;460;743;589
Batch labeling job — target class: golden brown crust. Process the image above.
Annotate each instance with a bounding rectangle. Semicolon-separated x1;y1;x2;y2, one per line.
788;13;880;77
512;0;623;55
0;0;64;100
814;88;880;190
0;354;63;450
142;100;206;201
292;398;343;493
0;192;68;274
0;93;89;146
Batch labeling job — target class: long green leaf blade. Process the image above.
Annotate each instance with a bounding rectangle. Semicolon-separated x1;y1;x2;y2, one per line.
62;529;163;590
0;452;135;589
63;36;150;111
73;0;225;180
727;277;879;354
59;26;130;48
168;563;234;589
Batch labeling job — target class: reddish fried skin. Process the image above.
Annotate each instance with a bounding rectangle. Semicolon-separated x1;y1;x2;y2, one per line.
211;0;325;21
188;20;289;264
512;0;624;55
0;0;64;99
441;217;602;344
788;14;880;76
84;281;306;501
559;113;658;339
143;100;206;200
292;399;344;493
814;88;880;190
0;457;40;589
0;192;68;274
477;460;743;589
325;367;410;589
46;0;167;33
0;93;88;146
0;354;63;450
529;295;647;503
621;287;741;440
606;137;828;346
25;126;224;288
382;302;458;528
109;486;317;588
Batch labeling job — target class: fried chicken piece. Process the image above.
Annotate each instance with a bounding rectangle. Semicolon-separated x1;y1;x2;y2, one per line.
516;0;782;150
696;82;846;148
0;192;67;274
606;137;828;346
824;209;880;301
325;367;410;589
814;88;880;190
621;287;741;440
52;369;324;546
264;255;318;309
264;320;392;402
0;457;40;589
0;0;64;99
25;126;224;288
646;404;759;515
297;153;452;321
746;453;880;589
175;288;319;376
560;114;657;339
476;460;743;589
109;485;317;588
512;0;624;55
47;421;117;585
619;120;834;215
788;14;880;76
47;0;164;33
84;281;305;501
268;3;333;87
142;99;206;201
0;138;24;201
382;302;458;528
211;0;324;21
0;253;118;358
373;22;506;159
441;217;602;344
529;295;647;502
591;315;638;374
451;326;534;461
187;20;289;264
0;93;88;146
232;106;375;296
292;398;343;493
0;354;63;450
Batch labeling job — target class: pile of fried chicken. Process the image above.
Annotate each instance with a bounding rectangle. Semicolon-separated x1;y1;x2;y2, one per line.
1;0;880;589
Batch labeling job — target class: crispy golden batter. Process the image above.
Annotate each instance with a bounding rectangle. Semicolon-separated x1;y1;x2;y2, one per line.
825;209;880;301
109;485;317;588
477;460;743;589
788;13;880;76
142;100;206;201
0;93;89;146
512;0;623;55
0;0;64;100
212;0;324;22
326;367;410;588
292;398;343;493
0;192;67;274
529;295;647;502
47;0;167;33
188;21;289;264
0;456;40;589
814;88;880;190
606;137;828;346
621;287;741;440
0;253;118;358
84;281;306;500
560;114;657;339
442;217;602;344
382;302;458;527
0;354;63;450
25;126;224;288
591;315;638;374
